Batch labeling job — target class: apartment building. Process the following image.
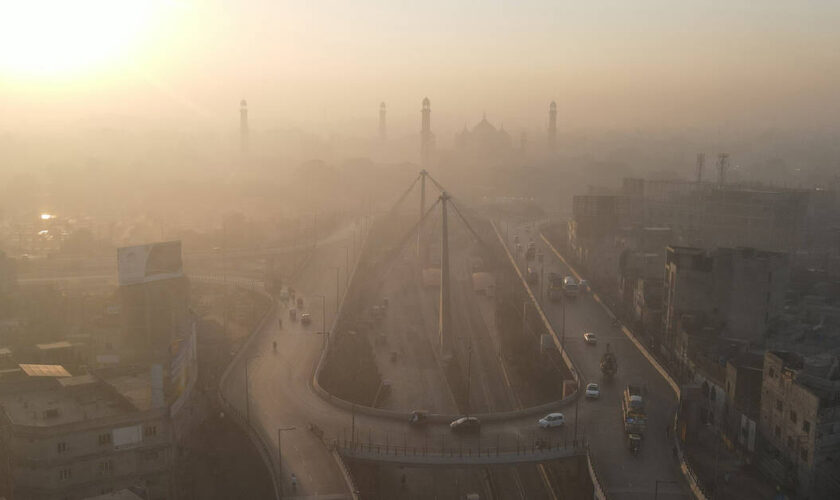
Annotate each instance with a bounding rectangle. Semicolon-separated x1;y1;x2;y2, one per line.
0;367;173;500
663;246;789;355
759;351;840;499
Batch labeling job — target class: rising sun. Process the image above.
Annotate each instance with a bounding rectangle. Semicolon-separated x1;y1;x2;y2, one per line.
0;1;166;77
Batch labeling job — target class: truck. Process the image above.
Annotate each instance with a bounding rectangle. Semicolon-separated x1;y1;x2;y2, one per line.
600;342;617;377
547;272;564;301
621;384;647;436
562;276;579;297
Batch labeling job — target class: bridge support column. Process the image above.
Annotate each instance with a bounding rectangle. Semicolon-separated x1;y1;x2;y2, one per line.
417;170;426;260
439;192;453;357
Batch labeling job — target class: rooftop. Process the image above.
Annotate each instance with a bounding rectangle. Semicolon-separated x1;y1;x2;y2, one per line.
19;364;71;377
0;379;129;427
36;341;74;351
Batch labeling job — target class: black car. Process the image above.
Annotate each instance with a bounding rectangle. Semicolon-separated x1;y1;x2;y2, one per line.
450;416;481;433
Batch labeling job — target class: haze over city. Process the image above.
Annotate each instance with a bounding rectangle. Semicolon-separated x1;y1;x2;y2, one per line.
1;2;839;500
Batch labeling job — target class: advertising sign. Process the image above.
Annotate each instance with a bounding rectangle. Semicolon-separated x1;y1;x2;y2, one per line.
117;241;183;286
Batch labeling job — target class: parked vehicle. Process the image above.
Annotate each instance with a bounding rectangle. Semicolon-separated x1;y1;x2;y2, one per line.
450;416;481;433
583;332;597;345
538;412;565;428
585;383;600;399
622;384;647;435
300;313;312;325
525;245;536;261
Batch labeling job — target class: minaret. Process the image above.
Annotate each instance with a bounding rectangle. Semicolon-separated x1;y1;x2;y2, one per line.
548;101;557;152
420;97;432;168
379;102;387;140
240;99;249;153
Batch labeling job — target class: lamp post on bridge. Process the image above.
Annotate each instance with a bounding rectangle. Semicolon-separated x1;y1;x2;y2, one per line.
314;294;327;350
244;355;262;424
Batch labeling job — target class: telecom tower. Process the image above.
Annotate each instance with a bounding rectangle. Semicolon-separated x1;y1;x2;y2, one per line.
696;153;705;183
379;102;387;140
548;101;557;151
240;99;249;154
717;153;729;186
420;97;432;168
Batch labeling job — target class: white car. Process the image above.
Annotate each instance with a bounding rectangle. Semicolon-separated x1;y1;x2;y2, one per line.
538;412;566;428
585;383;600;399
583;332;597;345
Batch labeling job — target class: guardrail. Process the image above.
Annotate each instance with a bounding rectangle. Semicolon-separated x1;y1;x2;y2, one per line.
336;437;587;467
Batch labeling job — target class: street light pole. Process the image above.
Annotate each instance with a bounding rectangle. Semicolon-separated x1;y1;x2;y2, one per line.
245;356;261;424
560;296;566;355
315;294;327;350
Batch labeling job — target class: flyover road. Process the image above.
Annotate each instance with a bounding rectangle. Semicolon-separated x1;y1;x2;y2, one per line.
221;229;595;498
504;221;690;500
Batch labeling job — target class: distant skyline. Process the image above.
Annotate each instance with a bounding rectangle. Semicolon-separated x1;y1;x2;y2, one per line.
2;1;840;135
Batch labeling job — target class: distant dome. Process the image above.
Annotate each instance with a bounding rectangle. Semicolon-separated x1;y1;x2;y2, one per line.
240;99;247;107
422;97;430;105
550;101;556;109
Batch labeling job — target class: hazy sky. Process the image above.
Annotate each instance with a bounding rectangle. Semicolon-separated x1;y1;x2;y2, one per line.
1;1;839;135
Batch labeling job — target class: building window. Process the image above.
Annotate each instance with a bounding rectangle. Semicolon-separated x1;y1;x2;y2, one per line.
58;468;71;481
803;420;811;434
98;433;112;446
144;425;157;437
776;400;783;412
775;426;781;438
98;460;113;476
57;442;67;454
790;410;798;424
801;448;808;462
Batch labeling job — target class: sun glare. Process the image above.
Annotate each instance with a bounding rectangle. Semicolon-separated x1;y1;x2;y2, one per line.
0;1;166;78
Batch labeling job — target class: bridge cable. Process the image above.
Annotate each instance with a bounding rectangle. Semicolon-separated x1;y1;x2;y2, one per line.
385;173;421;218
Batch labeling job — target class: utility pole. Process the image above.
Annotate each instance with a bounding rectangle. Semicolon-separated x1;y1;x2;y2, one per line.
696;153;705;183
466;341;473;416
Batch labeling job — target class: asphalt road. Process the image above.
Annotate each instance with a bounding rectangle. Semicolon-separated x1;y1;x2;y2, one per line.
506;222;690;500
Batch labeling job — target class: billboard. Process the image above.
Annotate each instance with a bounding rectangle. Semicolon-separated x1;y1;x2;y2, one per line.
117;241;183;286
169;328;198;417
